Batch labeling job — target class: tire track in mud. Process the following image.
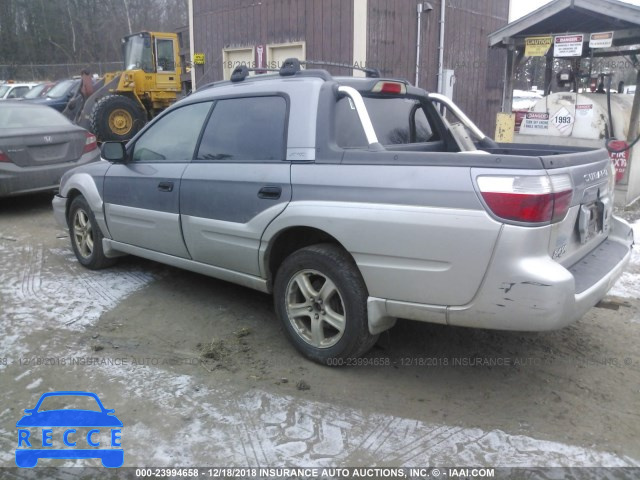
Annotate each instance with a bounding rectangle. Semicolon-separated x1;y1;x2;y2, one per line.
84;359;640;468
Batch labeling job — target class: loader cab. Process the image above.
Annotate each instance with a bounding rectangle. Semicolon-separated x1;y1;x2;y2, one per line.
122;31;179;90
122;32;177;73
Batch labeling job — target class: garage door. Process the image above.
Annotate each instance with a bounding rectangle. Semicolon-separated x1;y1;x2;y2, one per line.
223;48;254;80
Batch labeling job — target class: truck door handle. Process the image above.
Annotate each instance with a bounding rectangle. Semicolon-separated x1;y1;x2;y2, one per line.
158;181;174;192
258;186;282;199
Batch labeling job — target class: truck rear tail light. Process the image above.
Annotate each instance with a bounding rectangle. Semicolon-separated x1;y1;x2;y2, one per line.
0;150;10;163
83;132;98;154
477;174;573;224
371;81;406;95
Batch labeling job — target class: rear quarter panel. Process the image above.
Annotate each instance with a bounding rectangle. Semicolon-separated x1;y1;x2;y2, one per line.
263;163;501;305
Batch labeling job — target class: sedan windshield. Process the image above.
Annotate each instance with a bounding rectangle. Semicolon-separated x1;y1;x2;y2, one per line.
23;84;48;99
46;79;77;99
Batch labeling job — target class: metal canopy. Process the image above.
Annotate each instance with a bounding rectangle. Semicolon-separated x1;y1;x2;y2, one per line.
489;0;640;48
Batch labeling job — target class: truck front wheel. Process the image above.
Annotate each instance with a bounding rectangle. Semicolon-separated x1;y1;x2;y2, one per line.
274;244;378;364
68;195;115;270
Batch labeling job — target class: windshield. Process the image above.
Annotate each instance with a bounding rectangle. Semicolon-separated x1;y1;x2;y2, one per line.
46;79;76;99
0;85;11;97
23;84;47;99
123;33;154;72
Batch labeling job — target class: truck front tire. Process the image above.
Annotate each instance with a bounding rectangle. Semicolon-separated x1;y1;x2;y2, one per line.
274;244;379;364
68;195;115;270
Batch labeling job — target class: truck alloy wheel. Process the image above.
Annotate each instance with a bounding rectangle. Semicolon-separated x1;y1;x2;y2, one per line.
274;244;379;364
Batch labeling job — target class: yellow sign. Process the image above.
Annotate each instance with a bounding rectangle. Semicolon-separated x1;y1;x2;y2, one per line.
495;113;515;143
525;36;552;57
193;53;205;65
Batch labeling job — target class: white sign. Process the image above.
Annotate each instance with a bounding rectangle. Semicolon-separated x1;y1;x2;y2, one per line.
521;112;550;132
589;32;613;49
554;34;584;57
552;107;574;134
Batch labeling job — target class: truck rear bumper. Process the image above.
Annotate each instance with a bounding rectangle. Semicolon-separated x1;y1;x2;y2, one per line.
367;216;634;333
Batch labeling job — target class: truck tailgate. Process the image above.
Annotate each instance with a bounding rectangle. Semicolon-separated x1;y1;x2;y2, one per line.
545;149;616;272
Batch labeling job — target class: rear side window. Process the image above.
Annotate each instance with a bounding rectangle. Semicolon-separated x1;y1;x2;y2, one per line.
335;97;436;148
196;96;287;161
131;102;212;162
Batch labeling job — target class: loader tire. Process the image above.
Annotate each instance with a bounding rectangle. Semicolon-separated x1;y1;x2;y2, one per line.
90;94;146;142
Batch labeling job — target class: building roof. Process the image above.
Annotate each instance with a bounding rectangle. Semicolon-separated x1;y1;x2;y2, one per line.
490;0;640;48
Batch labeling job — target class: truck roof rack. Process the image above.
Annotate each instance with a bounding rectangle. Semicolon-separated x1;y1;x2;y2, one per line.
300;60;381;78
229;58;380;82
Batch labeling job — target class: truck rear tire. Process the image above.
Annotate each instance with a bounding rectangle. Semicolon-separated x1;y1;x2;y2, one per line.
274;244;379;365
90;94;146;142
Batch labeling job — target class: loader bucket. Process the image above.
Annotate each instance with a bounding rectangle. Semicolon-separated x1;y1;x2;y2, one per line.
70;74;122;132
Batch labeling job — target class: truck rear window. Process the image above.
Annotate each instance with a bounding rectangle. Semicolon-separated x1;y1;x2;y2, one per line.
335;96;436;148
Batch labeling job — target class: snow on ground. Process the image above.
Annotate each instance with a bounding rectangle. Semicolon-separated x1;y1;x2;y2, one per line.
0;242;158;353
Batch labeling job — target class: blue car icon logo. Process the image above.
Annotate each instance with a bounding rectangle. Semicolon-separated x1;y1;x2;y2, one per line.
16;391;123;468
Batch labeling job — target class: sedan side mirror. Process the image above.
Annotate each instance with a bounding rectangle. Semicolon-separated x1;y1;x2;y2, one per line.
101;141;127;163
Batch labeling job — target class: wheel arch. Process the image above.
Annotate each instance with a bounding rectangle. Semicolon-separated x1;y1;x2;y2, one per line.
263;226;358;292
60;173;110;238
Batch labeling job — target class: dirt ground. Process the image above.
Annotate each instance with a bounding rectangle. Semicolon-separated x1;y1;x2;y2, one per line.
0;194;639;473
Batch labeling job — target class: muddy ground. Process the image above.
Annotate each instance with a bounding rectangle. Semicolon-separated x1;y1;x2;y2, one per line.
0;194;639;474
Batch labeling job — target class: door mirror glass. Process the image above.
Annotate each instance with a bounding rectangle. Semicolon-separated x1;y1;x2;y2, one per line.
101;141;127;162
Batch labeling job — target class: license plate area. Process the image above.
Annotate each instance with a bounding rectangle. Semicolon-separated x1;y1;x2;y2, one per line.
578;201;605;244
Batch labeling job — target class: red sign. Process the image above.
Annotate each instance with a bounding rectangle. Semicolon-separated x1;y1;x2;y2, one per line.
608;140;629;183
525;112;549;120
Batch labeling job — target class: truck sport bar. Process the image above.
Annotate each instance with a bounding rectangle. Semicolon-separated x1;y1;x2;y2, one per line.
337;86;380;146
427;93;487;141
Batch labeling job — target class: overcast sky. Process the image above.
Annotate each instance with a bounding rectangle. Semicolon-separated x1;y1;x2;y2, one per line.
509;0;640;21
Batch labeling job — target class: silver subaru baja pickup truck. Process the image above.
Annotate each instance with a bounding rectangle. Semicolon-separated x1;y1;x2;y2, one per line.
53;59;634;364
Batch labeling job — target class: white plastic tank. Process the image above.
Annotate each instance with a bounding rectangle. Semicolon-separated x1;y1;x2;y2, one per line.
515;92;633;148
513;91;640;205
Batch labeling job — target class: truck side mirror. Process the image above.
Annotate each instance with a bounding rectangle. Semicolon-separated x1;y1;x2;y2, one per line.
101;141;127;163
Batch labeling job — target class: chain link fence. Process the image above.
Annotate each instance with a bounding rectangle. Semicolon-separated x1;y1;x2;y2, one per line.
0;62;122;82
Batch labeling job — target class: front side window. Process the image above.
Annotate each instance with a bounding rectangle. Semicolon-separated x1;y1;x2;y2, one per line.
196;96;287;161
131;102;212;162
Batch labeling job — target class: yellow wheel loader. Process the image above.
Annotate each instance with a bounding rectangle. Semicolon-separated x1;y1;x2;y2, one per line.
69;31;182;142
